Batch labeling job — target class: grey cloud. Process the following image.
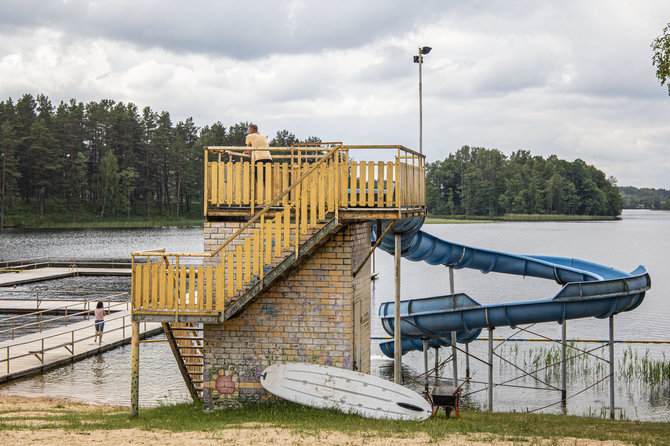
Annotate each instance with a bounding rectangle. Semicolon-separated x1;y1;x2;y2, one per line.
0;0;426;59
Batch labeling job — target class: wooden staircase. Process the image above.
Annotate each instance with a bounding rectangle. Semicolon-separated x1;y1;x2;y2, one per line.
162;322;204;401
223;216;341;320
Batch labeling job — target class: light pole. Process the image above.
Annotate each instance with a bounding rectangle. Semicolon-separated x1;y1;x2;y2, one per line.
414;46;431;155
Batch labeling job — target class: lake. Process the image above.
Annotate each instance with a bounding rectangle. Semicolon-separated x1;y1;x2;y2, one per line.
0;209;668;420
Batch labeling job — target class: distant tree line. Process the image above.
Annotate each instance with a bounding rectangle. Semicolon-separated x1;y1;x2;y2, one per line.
426;146;623;217
0;93;319;226
619;186;670;210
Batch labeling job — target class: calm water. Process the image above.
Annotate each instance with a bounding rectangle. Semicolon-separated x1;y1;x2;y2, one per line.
0;211;668;420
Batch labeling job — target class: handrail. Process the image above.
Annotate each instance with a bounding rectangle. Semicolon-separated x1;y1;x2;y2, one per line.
0;294;127;323
134;144;343;258
210;144;341;258
0;290;129;315
0;257;132;271
131;142;426;315
0;301;128;337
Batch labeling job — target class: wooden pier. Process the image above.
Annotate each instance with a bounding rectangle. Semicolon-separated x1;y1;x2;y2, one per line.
0;300;161;383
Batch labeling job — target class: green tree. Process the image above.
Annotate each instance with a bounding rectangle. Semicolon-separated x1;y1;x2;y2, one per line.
30;123;60;218
55;99;86;222
119;166;138;219
140;106;158;217
1;120;21;227
98;149;120;217
652;23;670;95
270;129;298;147
14;94;37;202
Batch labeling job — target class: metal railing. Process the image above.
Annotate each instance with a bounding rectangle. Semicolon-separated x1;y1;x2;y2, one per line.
0;257;132;272
0;310;143;375
0;289;129;310
0;298;128;340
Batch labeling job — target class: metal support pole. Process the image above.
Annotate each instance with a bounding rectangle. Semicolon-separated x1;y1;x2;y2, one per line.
561;320;567;409
423;338;429;387
488;327;494;412
609;316;615;419
393;233;402;384
434;347;439;386
130;321;140;417
449;267;458;387
419;49;423;155
465;343;470;378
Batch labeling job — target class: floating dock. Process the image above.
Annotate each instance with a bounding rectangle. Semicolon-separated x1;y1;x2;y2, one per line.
0;267;131;287
0;302;161;383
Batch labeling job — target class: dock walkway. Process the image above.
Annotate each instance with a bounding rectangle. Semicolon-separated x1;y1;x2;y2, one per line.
0;308;161;383
0;267;132;287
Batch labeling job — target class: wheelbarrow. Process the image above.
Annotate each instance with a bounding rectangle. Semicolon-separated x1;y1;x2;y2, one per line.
426;382;465;419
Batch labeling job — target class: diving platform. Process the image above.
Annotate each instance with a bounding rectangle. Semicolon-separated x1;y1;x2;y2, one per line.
131;144;426;323
128;143;426;412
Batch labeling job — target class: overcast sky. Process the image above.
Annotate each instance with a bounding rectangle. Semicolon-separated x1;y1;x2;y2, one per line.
1;0;669;188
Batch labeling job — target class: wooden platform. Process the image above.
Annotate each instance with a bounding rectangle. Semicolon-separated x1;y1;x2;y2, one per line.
0;309;161;383
0;267;132;287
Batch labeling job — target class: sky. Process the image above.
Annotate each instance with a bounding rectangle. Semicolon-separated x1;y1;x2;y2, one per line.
1;0;669;188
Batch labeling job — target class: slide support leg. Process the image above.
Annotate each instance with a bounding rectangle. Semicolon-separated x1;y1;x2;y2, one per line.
423;338;429;387
130;321;140;417
434;346;439;386
394;233;402;384
561;320;567;410
488;327;494;412
449;267;458;387
609;316;615;419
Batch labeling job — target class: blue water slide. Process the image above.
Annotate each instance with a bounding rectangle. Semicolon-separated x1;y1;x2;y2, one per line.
372;218;651;357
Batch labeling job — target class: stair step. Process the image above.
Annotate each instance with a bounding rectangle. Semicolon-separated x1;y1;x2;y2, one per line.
173;337;204;341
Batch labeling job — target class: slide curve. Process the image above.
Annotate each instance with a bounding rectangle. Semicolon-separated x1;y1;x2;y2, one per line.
372;218;651;357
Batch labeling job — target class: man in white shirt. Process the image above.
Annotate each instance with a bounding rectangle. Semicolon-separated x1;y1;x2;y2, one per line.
245;124;272;164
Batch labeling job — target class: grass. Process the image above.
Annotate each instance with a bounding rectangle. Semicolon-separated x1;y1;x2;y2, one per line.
0;401;667;445
425;214;619;224
621;347;670;388
43;216;204;229
1;203;203;229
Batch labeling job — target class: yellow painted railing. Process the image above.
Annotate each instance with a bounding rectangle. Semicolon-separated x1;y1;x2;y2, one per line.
132;256;224;314
204;145;425;213
132;144;425;316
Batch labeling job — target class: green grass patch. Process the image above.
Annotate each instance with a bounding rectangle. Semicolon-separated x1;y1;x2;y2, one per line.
425;214;619;223
1;401;667;445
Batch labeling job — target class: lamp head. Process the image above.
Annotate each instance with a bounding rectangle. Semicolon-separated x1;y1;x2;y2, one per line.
420;46;432;55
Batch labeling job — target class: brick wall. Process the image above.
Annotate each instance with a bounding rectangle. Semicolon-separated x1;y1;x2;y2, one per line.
201;221;371;408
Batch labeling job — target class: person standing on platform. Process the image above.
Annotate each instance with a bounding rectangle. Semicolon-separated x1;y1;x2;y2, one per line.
244;124;273;164
245;124;273;205
94;301;106;345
